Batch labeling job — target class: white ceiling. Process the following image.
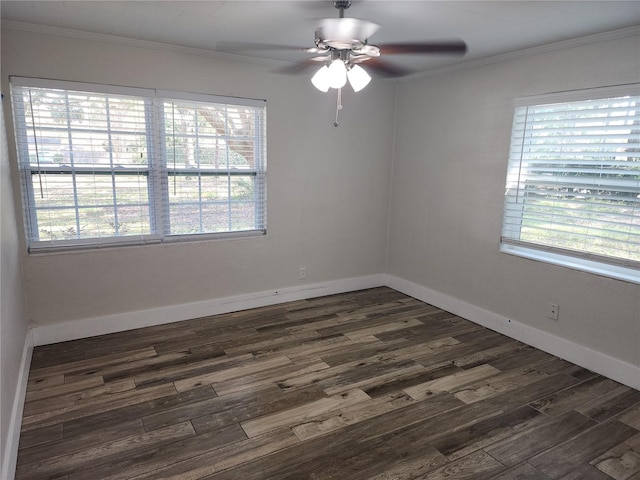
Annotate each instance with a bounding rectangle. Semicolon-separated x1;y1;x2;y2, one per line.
2;1;640;76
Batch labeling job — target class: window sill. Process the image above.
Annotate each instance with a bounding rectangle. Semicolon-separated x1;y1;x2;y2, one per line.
499;244;640;285
28;229;267;255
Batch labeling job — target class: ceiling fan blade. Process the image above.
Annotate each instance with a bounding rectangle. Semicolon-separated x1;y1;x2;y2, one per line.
360;58;414;78
275;59;325;75
378;40;467;55
215;42;323;54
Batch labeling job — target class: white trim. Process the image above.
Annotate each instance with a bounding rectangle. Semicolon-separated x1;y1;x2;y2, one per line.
32;274;386;346
10;76;155;97
385;274;640;391
2;20;638;80
0;20;289;68
513;82;640;107
28;272;640;389
500;244;640;285
1;330;33;480
403;25;640;81
156;90;266;108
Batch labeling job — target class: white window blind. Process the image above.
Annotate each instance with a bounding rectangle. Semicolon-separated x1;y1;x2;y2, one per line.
162;98;266;236
10;77;266;252
501;84;640;280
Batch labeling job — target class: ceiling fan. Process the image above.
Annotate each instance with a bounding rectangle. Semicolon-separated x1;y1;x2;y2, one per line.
303;0;467;92
224;1;467;125
305;1;466;124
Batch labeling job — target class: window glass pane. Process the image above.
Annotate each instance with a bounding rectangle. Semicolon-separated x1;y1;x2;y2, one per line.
230;175;255;201
75;174;115;206
114;175;149;205
168;204;201;234
20;90;148;169
168;175;201;203
201;175;230;200
31;174;151;240
202;204;232;233
230;202;256;231
32;174;76;208
34;208;80;242
115;205;151;236
76;206;117;238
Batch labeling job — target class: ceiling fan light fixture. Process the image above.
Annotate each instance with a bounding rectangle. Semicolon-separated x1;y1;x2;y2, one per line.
311;65;331;92
347;64;371;92
327;59;347;89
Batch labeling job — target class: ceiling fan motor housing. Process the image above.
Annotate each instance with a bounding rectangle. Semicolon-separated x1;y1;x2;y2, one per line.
315;16;380;51
333;1;352;13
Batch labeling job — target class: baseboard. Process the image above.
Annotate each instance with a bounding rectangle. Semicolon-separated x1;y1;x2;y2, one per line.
386;274;640;391
30;272;639;390
32;274;386;346
1;330;33;480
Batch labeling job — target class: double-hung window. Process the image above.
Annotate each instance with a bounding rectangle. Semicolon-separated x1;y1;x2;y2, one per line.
501;84;639;283
10;77;266;252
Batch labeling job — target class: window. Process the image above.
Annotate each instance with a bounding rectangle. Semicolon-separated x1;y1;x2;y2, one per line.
10;77;266;252
501;84;640;283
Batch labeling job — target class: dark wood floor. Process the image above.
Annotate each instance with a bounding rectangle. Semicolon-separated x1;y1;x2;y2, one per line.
16;287;640;480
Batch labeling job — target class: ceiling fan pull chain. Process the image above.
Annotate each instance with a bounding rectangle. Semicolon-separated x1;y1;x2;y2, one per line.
334;87;343;127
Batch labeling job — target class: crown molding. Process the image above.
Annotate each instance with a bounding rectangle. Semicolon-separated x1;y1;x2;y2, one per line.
2;20;639;79
0;20;288;68
403;25;640;81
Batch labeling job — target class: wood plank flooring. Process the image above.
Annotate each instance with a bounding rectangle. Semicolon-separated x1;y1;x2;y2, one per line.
16;287;640;480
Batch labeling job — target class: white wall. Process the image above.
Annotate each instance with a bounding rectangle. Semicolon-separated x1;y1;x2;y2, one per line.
1;27;396;328
1;21;638;480
1;25;638;378
1;84;30;478
388;33;640;368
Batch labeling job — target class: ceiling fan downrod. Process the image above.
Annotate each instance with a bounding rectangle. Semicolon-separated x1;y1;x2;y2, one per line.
333;1;351;18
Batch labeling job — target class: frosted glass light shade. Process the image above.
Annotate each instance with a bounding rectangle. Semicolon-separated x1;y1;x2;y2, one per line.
327;59;347;89
347;65;371;92
311;65;331;92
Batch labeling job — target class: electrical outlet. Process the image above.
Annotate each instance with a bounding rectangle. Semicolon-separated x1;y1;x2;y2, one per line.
548;303;559;320
299;266;307;279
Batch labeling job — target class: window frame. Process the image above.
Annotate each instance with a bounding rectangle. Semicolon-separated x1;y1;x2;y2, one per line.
500;84;640;284
10;77;267;253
